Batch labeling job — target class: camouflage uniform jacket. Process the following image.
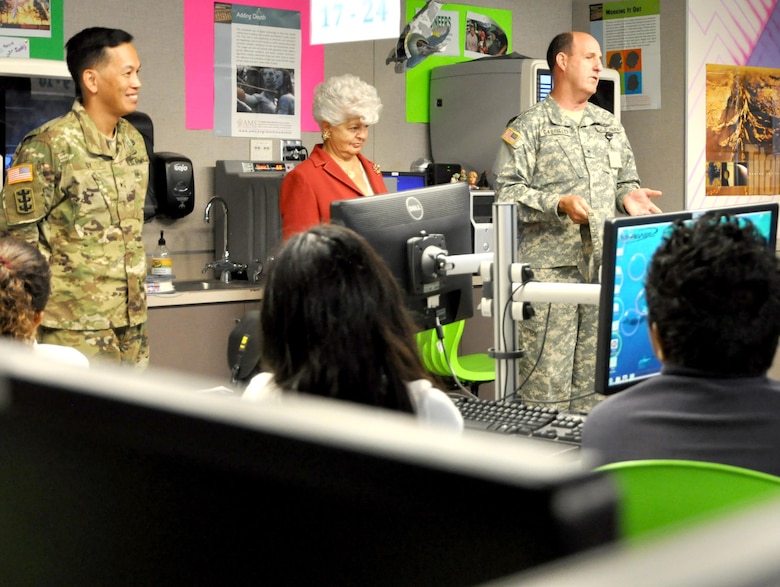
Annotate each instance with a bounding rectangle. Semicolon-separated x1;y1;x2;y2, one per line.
494;96;640;271
0;100;149;330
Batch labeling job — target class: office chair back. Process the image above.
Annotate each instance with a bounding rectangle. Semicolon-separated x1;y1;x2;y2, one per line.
416;319;494;384
597;459;780;541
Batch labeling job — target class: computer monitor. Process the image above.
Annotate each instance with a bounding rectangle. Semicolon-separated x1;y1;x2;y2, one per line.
381;170;427;192
330;182;474;330
0;341;618;584
531;62;620;118
595;202;779;396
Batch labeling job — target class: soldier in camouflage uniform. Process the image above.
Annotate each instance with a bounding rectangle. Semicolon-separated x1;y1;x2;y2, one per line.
0;28;149;367
494;32;662;411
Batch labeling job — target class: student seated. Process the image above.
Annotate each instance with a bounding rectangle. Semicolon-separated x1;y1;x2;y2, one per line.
0;235;89;367
242;224;463;432
582;212;780;476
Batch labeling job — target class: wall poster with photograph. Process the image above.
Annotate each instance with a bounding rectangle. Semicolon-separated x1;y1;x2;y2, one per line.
687;0;780;210
705;64;780;197
213;2;301;138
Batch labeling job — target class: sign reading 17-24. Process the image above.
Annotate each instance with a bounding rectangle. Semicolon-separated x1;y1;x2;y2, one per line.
310;0;400;44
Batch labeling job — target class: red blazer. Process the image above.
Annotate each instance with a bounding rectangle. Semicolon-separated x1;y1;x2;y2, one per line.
280;144;388;240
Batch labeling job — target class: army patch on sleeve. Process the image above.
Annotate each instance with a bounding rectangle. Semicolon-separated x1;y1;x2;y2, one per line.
501;127;520;145
6;164;33;185
13;187;35;215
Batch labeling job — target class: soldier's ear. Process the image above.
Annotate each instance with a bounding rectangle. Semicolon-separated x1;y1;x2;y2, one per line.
81;68;99;96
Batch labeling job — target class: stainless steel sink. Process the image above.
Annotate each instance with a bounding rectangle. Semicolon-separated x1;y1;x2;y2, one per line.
174;280;261;292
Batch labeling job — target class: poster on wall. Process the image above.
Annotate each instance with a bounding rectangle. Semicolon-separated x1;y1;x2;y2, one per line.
705;64;780;197
589;0;661;111
401;1;512;123
0;0;63;60
213;3;301;138
686;0;780;209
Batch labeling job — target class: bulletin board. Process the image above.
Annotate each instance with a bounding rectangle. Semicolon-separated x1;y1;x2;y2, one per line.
0;0;63;60
404;1;512;123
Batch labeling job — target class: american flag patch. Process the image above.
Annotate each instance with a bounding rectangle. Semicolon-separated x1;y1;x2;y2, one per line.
501;127;520;145
7;164;32;185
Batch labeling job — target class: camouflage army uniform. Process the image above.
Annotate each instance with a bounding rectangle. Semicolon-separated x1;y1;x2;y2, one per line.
494;96;640;411
0;100;149;367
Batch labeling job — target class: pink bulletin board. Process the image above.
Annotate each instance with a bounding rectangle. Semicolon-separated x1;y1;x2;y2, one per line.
184;0;323;131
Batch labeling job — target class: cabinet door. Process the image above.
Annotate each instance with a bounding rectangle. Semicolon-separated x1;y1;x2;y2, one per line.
147;301;261;381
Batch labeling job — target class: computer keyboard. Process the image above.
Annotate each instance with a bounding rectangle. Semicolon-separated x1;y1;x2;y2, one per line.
453;397;587;446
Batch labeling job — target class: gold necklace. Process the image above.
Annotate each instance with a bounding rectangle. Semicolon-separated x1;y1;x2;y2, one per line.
340;159;359;179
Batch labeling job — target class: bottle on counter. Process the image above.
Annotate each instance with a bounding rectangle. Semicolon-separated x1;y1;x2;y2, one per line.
151;230;173;277
147;230;175;294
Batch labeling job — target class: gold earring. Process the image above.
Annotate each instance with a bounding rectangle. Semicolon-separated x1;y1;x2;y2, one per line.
322;129;331;141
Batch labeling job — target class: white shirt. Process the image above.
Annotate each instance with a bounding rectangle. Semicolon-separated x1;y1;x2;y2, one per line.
33;341;90;368
243;372;463;432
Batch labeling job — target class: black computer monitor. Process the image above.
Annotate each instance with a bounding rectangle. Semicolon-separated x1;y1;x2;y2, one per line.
0;341;618;585
381;170;427;192
594;202;779;396
330;182;474;330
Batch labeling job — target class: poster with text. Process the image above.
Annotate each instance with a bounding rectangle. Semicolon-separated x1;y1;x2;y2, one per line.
590;0;661;111
214;3;301;138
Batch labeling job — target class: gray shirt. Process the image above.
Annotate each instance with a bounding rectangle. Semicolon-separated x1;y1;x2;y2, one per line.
582;365;780;477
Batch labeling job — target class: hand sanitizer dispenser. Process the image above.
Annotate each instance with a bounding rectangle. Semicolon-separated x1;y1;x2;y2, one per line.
152;152;195;218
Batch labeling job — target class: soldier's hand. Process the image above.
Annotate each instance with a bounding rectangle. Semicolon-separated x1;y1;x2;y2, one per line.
624;188;663;216
557;194;593;224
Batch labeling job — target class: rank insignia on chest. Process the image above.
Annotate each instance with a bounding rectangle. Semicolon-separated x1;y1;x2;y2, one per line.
14;187;35;215
7;164;33;185
501;127;520;145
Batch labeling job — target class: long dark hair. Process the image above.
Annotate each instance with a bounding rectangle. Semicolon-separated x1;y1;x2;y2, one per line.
260;224;431;413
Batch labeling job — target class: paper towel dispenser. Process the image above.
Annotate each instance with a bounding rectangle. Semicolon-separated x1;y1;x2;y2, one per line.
152;152;195;218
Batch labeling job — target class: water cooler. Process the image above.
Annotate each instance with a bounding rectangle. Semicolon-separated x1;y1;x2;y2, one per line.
213;160;287;281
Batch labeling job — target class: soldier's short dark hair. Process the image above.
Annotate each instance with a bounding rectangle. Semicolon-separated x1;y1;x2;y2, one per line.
65;27;134;98
546;32;574;72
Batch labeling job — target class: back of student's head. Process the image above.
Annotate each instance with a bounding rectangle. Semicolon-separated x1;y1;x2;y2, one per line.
0;236;51;341
260;224;426;412
646;213;780;376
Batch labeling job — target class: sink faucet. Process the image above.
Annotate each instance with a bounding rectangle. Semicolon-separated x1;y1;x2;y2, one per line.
203;196;246;283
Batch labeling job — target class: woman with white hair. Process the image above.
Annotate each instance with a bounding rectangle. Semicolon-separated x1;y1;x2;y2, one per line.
280;74;387;240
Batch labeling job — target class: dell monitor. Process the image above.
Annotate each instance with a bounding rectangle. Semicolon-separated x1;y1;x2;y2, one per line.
595;202;779;396
330;182;474;330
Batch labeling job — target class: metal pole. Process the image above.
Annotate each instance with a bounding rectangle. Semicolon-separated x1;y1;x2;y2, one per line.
492;202;519;400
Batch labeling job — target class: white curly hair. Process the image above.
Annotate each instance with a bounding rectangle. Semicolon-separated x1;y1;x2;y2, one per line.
312;74;383;127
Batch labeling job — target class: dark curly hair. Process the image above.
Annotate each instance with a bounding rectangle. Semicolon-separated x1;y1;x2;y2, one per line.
646;213;780;376
260;224;433;413
0;236;51;341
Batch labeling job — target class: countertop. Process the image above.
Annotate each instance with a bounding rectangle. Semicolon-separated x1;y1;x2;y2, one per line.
147;282;263;308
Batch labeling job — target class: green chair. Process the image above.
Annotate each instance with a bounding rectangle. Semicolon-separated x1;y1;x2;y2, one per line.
416;319;495;388
597;459;780;542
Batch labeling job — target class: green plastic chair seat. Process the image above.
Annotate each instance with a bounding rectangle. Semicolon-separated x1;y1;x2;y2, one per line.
596;459;780;542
